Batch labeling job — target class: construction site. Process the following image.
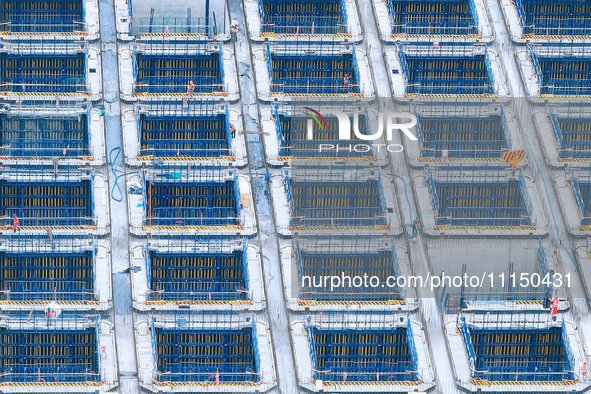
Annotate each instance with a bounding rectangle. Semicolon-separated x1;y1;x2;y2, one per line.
0;0;590;393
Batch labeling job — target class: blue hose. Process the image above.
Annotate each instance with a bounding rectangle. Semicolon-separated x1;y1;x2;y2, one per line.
109;147;124;202
395;174;418;238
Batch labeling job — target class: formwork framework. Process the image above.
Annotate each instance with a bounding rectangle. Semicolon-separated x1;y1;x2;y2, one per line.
0;171;96;230
513;0;591;39
548;109;591;161
424;167;533;228
285;167;391;231
446;314;589;391
135;101;234;162
294;236;405;304
568;176;591;228
271;104;374;162
135;313;277;392
145;239;250;303
130;43;226;97
291;314;435;392
141;168;241;228
0;108;93;160
520;44;591;98
398;44;497;97
0;312;117;391
412;104;512;162
386;0;480;38
265;42;363;96
0;0;91;36
257;0;350;37
0;47;87;94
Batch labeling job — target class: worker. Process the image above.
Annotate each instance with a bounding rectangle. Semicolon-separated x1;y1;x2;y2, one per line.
12;214;19;232
583;361;588;380
231;21;239;41
187;80;195;98
343;73;350;89
230;123;236;138
412;215;420;236
550;296;559;321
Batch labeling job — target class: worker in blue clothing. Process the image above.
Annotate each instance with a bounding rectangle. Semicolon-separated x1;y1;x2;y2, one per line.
412;215;420;236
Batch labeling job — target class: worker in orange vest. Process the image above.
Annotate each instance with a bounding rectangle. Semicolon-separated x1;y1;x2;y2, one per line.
583;361;588;380
550;297;559;320
231;21;239;41
343;73;350;90
230;123;236;138
12;214;19;232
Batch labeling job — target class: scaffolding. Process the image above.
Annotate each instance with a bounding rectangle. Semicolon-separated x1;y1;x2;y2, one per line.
386;0;480;37
266;42;363;95
295;235;403;302
150;314;261;384
132;43;225;95
513;0;591;37
567;175;591;226
414;105;511;159
0;46;88;94
549;112;591;159
0;173;96;229
458;315;575;382
0;234;98;303
137;101;233;161
0;312;101;384
145;239;250;303
285;166;390;229
0;0;87;35
0;109;91;160
258;0;350;37
399;44;496;96
305;314;420;383
273;104;373;160
141;166;241;227
424;167;533;227
528;45;591;96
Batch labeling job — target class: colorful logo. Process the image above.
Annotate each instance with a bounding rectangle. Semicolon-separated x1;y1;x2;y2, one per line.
304;107;328;131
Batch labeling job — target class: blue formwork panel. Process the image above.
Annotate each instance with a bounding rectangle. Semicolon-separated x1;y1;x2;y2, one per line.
537;56;591;96
402;53;494;95
258;0;348;36
139;114;231;159
569;179;591;225
416;113;510;159
296;247;402;302
463;324;575;382
0;326;100;383
550;116;591;159
146;180;240;227
287;179;388;228
275;111;370;158
306;325;419;382
514;0;591;37
0;0;84;34
269;52;360;95
386;0;479;36
433;180;531;227
0;250;94;302
0;179;94;227
146;248;248;302
153;326;260;383
0;53;86;93
134;53;223;95
0;113;90;158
